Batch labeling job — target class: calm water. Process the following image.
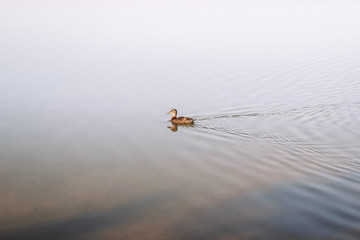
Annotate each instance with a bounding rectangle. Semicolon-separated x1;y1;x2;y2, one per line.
1;1;360;239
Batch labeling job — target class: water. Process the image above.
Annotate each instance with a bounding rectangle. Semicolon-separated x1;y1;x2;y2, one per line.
1;1;360;239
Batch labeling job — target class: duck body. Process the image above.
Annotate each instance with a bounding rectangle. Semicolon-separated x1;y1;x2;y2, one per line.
168;109;194;124
171;116;194;124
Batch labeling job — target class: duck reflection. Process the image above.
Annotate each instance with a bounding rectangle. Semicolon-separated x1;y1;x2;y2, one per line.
167;122;194;132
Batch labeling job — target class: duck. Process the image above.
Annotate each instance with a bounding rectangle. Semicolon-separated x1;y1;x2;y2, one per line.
167;109;194;124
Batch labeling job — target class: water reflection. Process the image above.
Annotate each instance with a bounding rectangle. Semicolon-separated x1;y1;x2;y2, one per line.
167;122;194;132
1;191;175;240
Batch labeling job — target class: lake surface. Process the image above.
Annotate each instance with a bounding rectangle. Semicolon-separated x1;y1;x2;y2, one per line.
1;1;360;239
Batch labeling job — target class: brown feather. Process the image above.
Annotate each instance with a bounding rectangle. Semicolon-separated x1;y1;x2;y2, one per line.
171;116;194;124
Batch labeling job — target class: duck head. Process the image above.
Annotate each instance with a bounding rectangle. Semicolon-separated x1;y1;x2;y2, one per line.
167;109;177;117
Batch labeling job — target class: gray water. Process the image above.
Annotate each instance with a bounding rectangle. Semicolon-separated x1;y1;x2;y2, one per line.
1;1;360;240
